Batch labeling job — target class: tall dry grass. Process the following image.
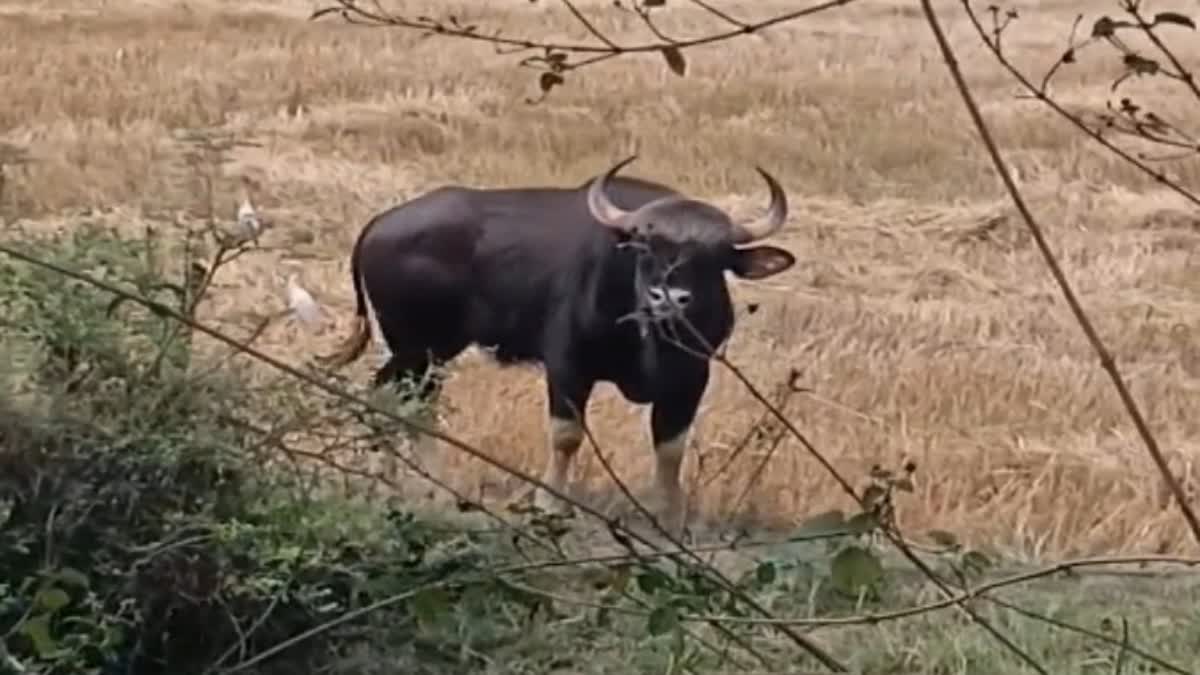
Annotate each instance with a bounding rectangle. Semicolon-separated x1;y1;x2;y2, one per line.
2;0;1198;557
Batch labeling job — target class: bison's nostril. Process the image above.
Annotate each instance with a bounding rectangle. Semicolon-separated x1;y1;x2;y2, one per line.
652;282;691;306
647;286;691;310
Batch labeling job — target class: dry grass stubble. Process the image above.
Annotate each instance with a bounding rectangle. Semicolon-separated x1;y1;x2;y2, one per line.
2;0;1199;558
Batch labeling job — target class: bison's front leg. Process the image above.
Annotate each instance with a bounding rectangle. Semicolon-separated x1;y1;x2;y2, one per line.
649;365;710;537
533;374;595;515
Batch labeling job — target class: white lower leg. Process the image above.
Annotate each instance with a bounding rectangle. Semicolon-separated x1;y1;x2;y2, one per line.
536;416;583;513
653;431;689;532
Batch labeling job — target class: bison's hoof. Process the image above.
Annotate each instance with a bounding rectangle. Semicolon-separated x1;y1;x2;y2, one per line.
533;488;575;517
660;510;687;540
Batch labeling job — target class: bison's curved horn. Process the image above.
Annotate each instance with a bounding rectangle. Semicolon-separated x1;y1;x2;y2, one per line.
587;155;639;232
732;166;788;244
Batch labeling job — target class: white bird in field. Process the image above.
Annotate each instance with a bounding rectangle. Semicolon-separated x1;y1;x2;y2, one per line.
234;194;261;244
286;274;322;329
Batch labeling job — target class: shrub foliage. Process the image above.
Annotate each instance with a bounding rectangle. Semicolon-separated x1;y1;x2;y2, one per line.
0;224;513;674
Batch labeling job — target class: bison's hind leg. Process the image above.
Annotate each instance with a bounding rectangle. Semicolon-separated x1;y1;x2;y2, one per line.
371;348;454;485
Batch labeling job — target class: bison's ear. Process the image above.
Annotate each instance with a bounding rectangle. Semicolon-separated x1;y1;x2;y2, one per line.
729;245;795;280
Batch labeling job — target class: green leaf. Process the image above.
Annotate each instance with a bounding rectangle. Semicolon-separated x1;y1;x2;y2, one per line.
961;550;992;575
1091;16;1134;38
927;529;959;548
755;561;777;585
660;46;686;77
793;509;846;536
51;567;89;589
608;564;633;594
33;587;70;613
647;604;679;636
829;545;884;596
539;71;564;94
846;511;878;534
1154;11;1196;29
18;613;60;659
636;569;670;595
1123;53;1160;75
410;588;449;629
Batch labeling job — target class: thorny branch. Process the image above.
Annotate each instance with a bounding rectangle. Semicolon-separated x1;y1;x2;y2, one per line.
554;399;813;670
620;269;1074;671
310;0;859;101
142;302;767;667
217;531;857;675
35;188;833;668
254;442;756;672
0;245;850;672
11;0;1198;669
717;355;1049;672
957;1;1200;547
499;555;1199;675
294;5;1098;660
641;300;1050;671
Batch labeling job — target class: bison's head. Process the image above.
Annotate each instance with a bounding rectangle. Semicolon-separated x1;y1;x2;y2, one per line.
586;155;795;335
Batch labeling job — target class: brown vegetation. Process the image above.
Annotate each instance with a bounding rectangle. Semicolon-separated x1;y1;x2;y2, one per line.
3;0;1199;558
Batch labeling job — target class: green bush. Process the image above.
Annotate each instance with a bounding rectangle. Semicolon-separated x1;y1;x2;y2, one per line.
2;223;899;675
0;224;519;675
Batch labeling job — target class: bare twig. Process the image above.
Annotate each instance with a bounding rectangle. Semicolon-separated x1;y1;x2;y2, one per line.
560;0;621;49
985;597;1184;675
219;579;447;673
1122;0;1200;103
561;400;842;670
312;0;859;97
276;435;750;672
967;2;1200;208
655;314;1048;672
686;0;749;29
944;1;1200;547
0;243;849;673
289;6;1097;660
315;0;851;54
501;555;1196;674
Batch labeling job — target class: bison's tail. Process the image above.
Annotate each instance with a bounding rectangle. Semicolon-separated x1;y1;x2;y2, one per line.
319;312;369;369
317;227;373;370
